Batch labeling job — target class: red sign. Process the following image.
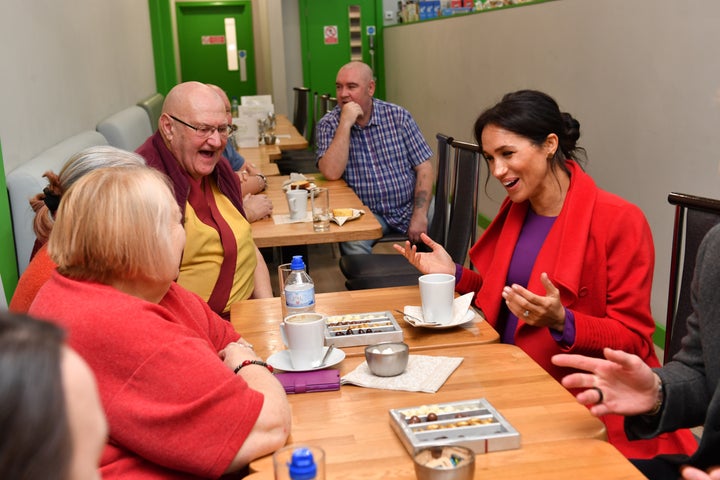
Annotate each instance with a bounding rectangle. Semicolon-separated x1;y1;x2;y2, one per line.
201;35;226;45
324;26;338;45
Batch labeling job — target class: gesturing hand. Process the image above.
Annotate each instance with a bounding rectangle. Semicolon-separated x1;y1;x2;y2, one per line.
552;348;659;417
501;273;565;331
393;232;455;275
681;465;720;480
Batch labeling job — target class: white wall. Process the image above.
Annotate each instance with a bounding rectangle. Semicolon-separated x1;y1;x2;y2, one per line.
0;0;155;173
281;0;305;111
383;0;720;325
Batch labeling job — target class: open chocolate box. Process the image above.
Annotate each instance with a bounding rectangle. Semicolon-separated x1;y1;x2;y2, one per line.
324;311;404;348
389;398;521;455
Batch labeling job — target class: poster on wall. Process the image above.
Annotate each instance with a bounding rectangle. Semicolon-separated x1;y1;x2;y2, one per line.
324;25;338;45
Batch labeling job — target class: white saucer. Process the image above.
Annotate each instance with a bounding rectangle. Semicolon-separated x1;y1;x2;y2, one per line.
403;309;476;329
267;346;346;372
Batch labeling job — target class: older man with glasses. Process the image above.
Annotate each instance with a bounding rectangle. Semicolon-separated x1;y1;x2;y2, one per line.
137;81;272;319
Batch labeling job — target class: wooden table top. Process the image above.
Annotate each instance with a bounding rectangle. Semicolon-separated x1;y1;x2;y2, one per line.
249;175;382;248
231;285;500;360
273;113;309;151
242;342;627;479
231;286;641;479
236;114;308;168
246;438;641;479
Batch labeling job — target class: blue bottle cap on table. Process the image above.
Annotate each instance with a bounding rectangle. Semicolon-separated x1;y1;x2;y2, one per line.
290;255;306;270
288;447;317;480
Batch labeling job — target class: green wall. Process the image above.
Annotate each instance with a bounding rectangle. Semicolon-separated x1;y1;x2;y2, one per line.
148;0;178;95
0;140;19;305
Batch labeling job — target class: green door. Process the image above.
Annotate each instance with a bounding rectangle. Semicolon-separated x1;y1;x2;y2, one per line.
176;1;256;100
299;0;385;100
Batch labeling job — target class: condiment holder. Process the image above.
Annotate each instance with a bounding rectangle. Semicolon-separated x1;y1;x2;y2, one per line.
413;445;475;480
364;341;409;377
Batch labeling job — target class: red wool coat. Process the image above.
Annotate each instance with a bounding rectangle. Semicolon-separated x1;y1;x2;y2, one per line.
457;160;697;458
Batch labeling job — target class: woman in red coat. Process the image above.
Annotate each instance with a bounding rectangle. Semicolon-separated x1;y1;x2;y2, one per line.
396;90;696;459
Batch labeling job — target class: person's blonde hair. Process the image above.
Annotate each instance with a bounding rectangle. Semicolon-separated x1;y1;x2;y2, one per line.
48;166;179;284
31;146;146;245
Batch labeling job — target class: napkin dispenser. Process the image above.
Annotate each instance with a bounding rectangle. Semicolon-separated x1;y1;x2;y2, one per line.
275;369;341;394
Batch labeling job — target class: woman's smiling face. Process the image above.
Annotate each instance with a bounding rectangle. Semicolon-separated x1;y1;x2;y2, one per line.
481;124;561;213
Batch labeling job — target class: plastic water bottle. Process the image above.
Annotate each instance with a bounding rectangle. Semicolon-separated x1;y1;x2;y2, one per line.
288;447;318;480
284;256;315;315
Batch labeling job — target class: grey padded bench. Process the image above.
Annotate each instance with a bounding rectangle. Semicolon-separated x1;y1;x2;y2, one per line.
6;131;108;274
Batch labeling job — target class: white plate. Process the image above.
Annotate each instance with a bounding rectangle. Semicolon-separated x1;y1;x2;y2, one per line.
267;346;346;372
403;309;476;329
282;182;318;194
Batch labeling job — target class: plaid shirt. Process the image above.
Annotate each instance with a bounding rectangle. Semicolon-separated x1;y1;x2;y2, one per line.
316;98;432;232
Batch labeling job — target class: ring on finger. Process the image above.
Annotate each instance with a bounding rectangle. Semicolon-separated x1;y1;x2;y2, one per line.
523;310;530;318
590;386;604;405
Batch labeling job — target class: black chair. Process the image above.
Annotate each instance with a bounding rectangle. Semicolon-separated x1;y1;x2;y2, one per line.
291;87;311;140
277;87;321;175
663;192;720;363
341;136;481;290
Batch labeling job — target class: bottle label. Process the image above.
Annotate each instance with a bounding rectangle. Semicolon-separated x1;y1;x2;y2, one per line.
285;285;315;308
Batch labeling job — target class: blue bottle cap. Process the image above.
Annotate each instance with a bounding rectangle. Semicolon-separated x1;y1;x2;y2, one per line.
288;447;317;480
290;255;306;271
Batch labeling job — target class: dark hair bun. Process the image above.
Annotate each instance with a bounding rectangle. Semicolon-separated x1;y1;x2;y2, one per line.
561;112;580;145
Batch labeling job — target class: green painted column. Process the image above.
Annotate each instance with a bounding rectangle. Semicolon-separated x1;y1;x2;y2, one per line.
0;140;19;305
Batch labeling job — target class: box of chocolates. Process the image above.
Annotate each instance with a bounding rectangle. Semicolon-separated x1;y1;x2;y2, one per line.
324;311;403;348
389;398;521;455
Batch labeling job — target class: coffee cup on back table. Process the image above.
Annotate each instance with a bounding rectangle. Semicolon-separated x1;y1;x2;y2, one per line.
286;189;308;221
280;313;326;369
418;273;455;325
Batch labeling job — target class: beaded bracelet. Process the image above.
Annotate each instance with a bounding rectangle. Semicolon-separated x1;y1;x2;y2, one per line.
234;359;274;374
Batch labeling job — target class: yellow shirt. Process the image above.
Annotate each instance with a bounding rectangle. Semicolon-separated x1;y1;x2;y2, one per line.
178;180;256;313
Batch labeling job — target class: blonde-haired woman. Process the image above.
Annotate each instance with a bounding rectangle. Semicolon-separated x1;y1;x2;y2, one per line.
10;146;145;312
29;166;290;479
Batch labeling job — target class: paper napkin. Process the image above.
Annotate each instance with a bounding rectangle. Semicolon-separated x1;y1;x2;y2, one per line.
341;355;463;393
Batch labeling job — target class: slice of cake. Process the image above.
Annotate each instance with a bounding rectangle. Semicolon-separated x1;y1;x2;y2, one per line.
332;208;354;217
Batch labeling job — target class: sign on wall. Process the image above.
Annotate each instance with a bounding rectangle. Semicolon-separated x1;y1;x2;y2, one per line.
323;25;338;45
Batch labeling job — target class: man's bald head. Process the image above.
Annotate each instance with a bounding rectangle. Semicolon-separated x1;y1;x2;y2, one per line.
158;82;228;179
338;61;374;84
162;81;225;119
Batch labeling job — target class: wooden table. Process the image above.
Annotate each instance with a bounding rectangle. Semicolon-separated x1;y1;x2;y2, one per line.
243;343;636;479
236;114;308;168
250;175;382;248
246;438;641;479
274;114;309;151
231;286;500;360
231;286;643;479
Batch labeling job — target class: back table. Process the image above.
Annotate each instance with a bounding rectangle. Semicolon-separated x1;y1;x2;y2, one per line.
249;175;383;248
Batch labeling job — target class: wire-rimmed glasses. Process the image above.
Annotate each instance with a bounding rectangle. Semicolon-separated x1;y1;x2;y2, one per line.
168;114;232;139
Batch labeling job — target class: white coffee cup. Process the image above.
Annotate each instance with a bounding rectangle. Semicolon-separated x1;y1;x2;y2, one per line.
286;189;308;221
280;313;326;369
418;273;456;325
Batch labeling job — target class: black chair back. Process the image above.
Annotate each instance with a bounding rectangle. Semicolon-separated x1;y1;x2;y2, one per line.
426;134;453;245
664;192;720;363
318;94;330;117
340;137;483;290
292;87;311;140
445;140;481;264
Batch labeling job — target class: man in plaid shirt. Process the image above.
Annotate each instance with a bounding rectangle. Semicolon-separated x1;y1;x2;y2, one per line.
316;61;434;255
